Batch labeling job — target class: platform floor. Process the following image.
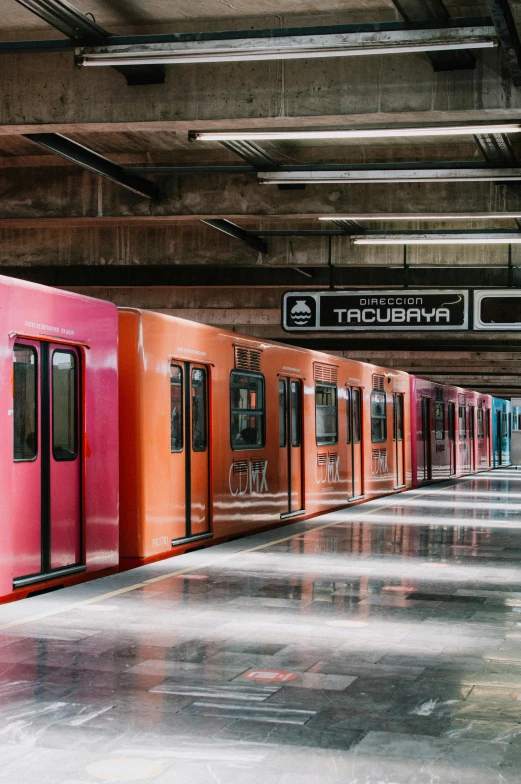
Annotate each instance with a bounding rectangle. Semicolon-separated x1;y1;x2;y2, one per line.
1;471;521;783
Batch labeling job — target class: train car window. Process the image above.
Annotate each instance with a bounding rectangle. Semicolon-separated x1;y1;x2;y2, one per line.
230;371;265;449
353;389;361;444
13;345;37;461
434;401;445;440
346;388;351;444
191;368;207;452
279;380;286;447
394;394;404;441
52;351;78;461
170;365;183;452
371;391;387;443
469;407;475;440
291;380;302;448
458;405;466;440
477;407;484;439
315;383;338;446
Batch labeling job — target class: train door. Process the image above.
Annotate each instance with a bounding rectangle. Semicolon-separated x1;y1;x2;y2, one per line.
468;406;475;471
496;409;503;466
448;402;457;475
421;397;432;481
279;377;304;516
13;340;82;588
393;393;405;488
346;387;363;500
170;362;210;543
486;408;492;467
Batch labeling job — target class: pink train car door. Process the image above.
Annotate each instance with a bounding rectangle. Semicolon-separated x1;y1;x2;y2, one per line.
12;340;82;588
393;392;405;488
346;387;363;499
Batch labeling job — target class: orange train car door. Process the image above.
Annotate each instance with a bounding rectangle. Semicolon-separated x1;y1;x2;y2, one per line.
448;402;457;475
346;387;363;500
170;362;210;544
279;377;304;516
393;392;405;488
13;341;82;588
421;397;432;481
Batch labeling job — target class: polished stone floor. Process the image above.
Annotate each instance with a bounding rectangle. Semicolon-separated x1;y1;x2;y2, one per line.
2;471;521;783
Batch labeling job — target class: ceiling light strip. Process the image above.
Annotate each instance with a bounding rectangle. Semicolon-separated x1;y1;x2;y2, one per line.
319;213;521;220
258;168;521;184
352;234;521;245
77;25;496;67
192;124;521;142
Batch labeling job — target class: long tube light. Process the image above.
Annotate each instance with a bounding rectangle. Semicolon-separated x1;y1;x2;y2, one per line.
258;168;521;184
319;212;521;220
77;26;496;67
352;234;521;245
192;123;521;142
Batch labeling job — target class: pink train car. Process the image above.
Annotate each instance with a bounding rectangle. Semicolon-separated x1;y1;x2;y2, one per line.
0;276;119;601
410;375;492;486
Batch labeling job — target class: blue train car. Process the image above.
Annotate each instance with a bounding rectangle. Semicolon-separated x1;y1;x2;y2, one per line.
492;398;512;467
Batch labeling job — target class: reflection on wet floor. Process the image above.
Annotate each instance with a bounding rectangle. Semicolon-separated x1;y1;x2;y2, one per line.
1;471;521;782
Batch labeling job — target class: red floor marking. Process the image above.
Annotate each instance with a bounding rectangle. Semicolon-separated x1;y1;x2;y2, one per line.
244;670;299;682
382;586;417;593
176;574;209;580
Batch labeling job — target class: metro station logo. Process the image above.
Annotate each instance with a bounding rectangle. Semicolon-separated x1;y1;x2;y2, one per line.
285;295;317;329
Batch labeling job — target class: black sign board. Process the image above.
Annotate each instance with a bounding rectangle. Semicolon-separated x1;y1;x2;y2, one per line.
474;290;521;330
282;290;468;332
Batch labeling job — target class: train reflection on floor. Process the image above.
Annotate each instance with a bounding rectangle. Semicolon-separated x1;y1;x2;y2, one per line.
1;471;521;783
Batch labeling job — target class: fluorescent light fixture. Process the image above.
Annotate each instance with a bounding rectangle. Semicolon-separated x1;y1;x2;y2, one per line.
77;25;496;67
319;212;521;221
258;168;521;184
193;123;521;142
352;234;521;245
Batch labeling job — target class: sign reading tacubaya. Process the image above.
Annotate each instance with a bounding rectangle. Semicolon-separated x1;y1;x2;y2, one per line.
282;290;468;332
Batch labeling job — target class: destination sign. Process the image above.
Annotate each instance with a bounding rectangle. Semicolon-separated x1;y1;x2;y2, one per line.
282;290;468;332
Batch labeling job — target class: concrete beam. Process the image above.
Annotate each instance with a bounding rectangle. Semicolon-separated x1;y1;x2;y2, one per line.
0;43;519;130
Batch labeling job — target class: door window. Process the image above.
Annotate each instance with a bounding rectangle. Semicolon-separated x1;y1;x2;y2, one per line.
435;401;445;440
191;368;207;452
291;381;302;447
13;345;37;461
352;389;361;443
477;407;484;439
371;391;387;443
393;394;404;441
469;407;475;440
458;405;466;439
279;380;287;447
52;351;78;461
170;365;183;452
449;404;456;440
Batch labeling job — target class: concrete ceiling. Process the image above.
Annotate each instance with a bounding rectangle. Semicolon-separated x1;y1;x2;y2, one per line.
1;0;521;395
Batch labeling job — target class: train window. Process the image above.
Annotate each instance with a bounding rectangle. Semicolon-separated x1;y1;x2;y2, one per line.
435;401;445;440
279;380;286;447
477;407;484;439
393;394;404;441
170;364;183;452
353;389;361;444
52;351;78;461
458;405;466;439
469;407;475;440
346;388;351;444
191;368;207;452
371;390;387;443
13;345;37;461
230;371;265;449
291;380;302;448
315;383;338;446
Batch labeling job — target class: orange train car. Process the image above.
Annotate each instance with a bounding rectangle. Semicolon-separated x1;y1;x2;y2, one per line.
118;309;412;567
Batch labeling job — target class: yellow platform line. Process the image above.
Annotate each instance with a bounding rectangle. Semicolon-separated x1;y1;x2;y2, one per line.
0;482;464;631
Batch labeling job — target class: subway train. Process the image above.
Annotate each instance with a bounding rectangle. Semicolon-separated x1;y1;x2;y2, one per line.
0;276;511;603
